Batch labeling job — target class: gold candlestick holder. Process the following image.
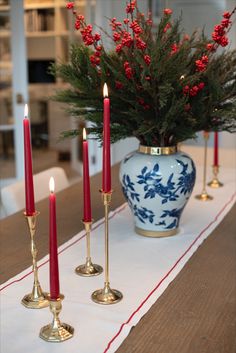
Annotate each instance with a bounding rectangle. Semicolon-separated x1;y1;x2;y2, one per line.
39;295;74;342
208;165;224;188
21;211;49;309
75;220;103;276
195;132;213;201
91;191;123;305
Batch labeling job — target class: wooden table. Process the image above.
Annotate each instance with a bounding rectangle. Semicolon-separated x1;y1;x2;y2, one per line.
0;163;235;353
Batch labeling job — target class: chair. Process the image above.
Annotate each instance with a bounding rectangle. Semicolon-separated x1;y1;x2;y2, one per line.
0;167;69;217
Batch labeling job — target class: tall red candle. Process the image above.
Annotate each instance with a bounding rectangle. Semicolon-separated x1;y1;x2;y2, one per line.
49;177;60;300
83;128;92;222
23;104;35;215
213;132;219;167
102;83;111;193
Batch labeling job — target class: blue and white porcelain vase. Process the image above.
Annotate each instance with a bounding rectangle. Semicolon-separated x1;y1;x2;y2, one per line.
119;145;196;237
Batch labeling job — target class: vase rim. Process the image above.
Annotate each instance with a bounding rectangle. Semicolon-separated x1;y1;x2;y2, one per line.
138;145;178;155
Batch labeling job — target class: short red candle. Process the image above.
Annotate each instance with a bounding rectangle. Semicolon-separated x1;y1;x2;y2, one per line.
83;128;92;222
213;132;219;167
49;177;60;300
23;104;35;215
102;83;111;193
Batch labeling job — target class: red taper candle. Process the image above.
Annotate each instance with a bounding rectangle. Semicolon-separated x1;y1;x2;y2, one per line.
102;83;111;193
83;128;92;222
49;177;60;300
23;104;35;215
213;132;219;167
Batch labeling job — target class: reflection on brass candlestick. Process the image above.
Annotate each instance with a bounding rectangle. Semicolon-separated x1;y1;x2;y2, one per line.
75;220;103;276
91;191;123;305
208;165;224;188
39;295;74;342
21;211;49;309
195;132;213;201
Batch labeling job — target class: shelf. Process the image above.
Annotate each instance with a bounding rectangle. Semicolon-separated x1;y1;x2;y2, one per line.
25;3;55;10
58;30;70;36
0;62;12;69
0;5;10;12
56;0;86;7
0;124;15;132
26;30;56;38
0;30;10;38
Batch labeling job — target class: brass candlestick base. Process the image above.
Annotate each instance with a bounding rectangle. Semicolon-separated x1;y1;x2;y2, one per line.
22;211;49;309
22;285;49;309
92;190;123;305
75;220;103;277
75;257;103;277
92;282;123;305
208;165;223;188
195;191;214;201
39;296;74;342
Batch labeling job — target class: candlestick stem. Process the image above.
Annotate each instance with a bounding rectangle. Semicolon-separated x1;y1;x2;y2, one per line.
75;221;103;277
104;198;109;284
39;296;74;342
91;191;123;305
87;222;91;259
195;134;213;201
208;165;224;188
21;211;49;309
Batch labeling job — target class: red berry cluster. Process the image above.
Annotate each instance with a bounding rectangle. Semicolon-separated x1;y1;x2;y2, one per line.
66;1;156;81
66;2;74;9
108;4;151;81
206;43;215;52
170;43;179;55
66;2;102;66
111;17;147;53
110;17;122;31
163;8;173;33
124;61;134;79
211;11;232;47
164;8;173;15
138;98;150;110
195;10;233;73
144;55;151;65
183;82;205;97
130;20;143;34
163;22;171;33
135;36;147;50
195;55;209;72
126;1;136;14
115;81;124;89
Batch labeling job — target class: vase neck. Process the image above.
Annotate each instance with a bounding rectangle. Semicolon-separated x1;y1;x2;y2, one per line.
138;145;178;156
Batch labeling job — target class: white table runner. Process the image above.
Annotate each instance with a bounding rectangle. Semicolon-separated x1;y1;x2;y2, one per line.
1;167;235;353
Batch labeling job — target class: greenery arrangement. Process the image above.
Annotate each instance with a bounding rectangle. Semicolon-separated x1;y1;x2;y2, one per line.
52;1;236;147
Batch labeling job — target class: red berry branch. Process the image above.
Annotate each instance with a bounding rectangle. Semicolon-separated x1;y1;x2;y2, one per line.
66;1;236;114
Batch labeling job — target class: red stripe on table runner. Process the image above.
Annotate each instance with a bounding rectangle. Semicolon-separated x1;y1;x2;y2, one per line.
103;192;236;353
0;203;128;292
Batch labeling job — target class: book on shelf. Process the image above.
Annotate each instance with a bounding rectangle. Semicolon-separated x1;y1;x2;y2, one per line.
24;9;54;32
0;39;10;61
0;0;9;5
0;9;10;31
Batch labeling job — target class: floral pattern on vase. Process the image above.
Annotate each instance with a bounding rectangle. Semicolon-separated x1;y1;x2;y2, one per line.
120;149;196;236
